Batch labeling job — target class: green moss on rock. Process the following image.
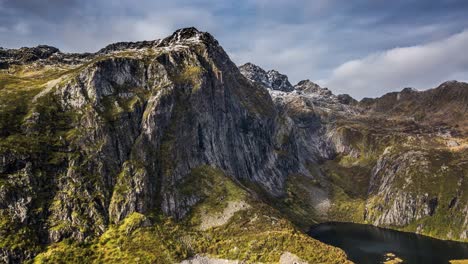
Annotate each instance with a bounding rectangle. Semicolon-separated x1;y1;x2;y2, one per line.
33;166;351;263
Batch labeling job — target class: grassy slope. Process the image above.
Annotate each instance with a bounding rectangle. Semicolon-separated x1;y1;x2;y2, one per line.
269;116;467;242
0;64;82;256
0;58;148;257
320;121;467;242
34;166;351;263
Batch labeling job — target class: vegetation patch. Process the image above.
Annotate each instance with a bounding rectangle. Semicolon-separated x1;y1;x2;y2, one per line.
173;64;204;91
33;166;351;263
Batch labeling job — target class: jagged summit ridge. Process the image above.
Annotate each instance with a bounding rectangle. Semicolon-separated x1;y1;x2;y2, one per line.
239;62;342;97
239;62;294;92
0;45;60;67
161;27;218;45
97;40;160;54
239;62;358;110
0;27;219;67
98;27;218;55
294;79;331;96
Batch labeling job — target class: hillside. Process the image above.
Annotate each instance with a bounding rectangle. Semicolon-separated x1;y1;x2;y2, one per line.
240;62;468;242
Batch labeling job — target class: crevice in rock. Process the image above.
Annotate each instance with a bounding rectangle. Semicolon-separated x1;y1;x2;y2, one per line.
448;197;457;209
428;197;438;216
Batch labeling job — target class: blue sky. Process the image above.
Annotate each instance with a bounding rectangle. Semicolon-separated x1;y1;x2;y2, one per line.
1;0;468;98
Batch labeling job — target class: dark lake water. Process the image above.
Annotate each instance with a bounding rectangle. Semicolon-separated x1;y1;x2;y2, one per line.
308;222;468;264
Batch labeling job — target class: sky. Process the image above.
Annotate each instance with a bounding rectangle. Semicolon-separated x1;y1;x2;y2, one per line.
1;0;468;99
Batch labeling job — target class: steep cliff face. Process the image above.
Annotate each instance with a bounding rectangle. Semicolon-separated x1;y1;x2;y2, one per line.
365;147;468;240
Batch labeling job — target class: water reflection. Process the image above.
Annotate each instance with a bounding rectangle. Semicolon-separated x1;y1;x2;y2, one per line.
308;222;468;264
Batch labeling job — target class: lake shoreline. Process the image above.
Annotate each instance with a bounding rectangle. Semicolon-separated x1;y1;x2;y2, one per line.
308;222;468;264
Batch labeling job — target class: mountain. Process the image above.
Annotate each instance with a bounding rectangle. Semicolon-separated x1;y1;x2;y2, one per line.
239;63;294;92
360;81;468;132
0;27;350;264
240;62;468;240
0;27;467;263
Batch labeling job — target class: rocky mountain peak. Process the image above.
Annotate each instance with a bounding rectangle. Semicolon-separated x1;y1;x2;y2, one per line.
433;80;468;92
239;62;268;86
99;27;218;54
239;62;266;73
295;79;321;90
336;94;357;105
400;87;418;93
296;79;316;86
26;45;60;56
0;27;226;70
239;62;294;92
439;80;460;87
294;79;332;96
266;69;294;92
159;27;219;47
239;65;357;115
97;40;159;54
0;44;60;64
171;27;204;40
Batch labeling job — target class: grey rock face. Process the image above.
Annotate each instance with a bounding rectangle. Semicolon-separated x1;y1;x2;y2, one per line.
336;94;357;105
238;62;269;86
97;40;160;54
267;70;294;92
1;28;300;262
294;80;330;95
239;65;357;114
0;45;60;63
364;149;467;239
239;63;294;92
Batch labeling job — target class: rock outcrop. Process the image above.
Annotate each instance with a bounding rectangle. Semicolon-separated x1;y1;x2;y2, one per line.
239;63;294;92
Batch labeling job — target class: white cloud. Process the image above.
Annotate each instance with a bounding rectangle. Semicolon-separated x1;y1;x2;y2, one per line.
322;29;468;99
227;23;330;84
1;0;468;100
58;5;218;52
